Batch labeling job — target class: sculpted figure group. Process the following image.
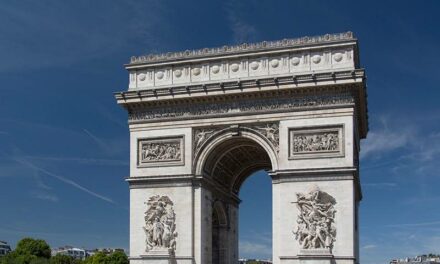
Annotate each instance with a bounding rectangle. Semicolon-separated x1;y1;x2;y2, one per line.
141;142;181;162
293;187;337;250
257;123;279;151
292;132;338;153
194;129;214;149
143;195;177;252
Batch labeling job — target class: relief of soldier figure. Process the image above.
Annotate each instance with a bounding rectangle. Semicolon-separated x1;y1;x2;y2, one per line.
293;186;337;251
143;195;177;252
141;142;181;162
293;132;339;153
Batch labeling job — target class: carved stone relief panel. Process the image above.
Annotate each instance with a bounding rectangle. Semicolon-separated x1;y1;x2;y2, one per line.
143;195;177;253
193;128;218;155
289;125;344;159
138;136;184;167
293;186;336;251
172;66;190;85
137;69;154;88
244;123;279;153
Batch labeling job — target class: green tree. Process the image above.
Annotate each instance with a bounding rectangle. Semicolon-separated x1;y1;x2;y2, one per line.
83;251;128;264
107;252;128;264
0;251;37;264
0;238;51;264
83;252;107;264
15;238;51;259
29;258;49;264
49;254;82;264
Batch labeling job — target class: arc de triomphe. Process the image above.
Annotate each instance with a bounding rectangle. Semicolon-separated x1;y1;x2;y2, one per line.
115;32;368;264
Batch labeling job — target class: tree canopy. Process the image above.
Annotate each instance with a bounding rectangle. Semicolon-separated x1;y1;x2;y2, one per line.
15;238;51;259
0;238;128;264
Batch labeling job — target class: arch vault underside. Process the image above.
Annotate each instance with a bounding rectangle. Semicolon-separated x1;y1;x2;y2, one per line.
116;32;368;264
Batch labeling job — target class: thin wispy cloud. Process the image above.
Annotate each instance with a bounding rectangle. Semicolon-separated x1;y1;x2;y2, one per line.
224;0;259;44
239;230;272;259
82;129;128;156
239;241;272;259
83;129;110;151
95;104;127;128
13;157;116;205
0;227;101;240
23;155;129;166
386;221;440;228
363;182;397;188
31;191;59;203
363;244;377;250
361;118;413;159
0;1;169;72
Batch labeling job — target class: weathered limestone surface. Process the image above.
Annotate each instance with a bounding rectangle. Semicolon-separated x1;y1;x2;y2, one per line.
115;32;367;264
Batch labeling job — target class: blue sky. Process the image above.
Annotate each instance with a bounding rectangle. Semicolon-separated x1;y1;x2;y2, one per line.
0;1;439;263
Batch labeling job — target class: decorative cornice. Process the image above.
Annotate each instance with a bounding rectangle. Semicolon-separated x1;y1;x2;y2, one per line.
115;69;365;103
128;32;355;65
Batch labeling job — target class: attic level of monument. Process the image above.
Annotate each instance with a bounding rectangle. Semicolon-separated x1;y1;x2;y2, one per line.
121;32;360;91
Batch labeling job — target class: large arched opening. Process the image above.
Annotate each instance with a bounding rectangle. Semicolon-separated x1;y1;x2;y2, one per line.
195;128;277;264
238;170;272;261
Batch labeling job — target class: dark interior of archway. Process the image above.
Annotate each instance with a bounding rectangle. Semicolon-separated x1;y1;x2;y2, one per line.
203;137;272;194
212;208;220;264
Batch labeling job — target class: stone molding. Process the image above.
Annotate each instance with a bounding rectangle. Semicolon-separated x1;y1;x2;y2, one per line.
116;69;364;102
280;256;354;260
270;167;357;183
137;136;184;167
127;175;195;189
272;175;354;184
128;31;355;65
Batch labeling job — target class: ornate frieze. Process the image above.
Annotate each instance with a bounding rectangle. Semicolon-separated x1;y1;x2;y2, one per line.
289;126;344;159
129;94;355;123
143;195;177;252
138;137;184;167
293;186;337;251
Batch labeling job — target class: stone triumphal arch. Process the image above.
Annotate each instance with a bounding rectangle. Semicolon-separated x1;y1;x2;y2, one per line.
115;32;368;264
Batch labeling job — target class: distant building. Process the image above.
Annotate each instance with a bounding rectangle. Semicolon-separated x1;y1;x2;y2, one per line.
0;241;11;256
51;246;127;260
390;255;440;264
87;248;127;256
239;259;272;264
51;246;88;260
